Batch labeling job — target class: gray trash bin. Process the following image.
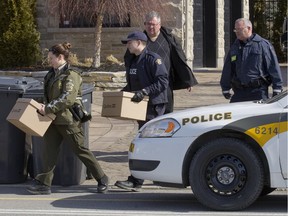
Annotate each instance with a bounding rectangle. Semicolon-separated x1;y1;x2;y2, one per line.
26;83;94;186
0;76;40;183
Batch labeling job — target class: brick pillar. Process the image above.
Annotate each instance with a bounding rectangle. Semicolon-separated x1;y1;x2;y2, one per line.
242;0;250;18
183;0;194;69
216;0;225;68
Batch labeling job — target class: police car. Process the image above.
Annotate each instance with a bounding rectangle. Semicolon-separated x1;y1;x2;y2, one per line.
128;90;287;211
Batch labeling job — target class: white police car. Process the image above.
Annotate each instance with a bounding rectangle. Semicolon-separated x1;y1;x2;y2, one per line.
128;90;287;210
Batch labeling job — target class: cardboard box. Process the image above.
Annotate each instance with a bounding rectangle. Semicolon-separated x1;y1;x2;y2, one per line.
101;91;148;121
6;98;56;137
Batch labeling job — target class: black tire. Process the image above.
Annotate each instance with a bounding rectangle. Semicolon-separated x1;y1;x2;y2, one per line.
189;138;264;210
260;186;276;196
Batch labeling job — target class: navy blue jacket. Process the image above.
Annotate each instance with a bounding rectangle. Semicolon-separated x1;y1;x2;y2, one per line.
220;34;283;92
122;48;168;105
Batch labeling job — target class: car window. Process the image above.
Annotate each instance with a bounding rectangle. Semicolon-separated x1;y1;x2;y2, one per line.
265;90;287;104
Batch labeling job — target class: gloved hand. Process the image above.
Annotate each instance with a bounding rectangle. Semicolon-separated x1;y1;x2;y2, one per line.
272;91;282;97
131;90;145;102
222;91;231;100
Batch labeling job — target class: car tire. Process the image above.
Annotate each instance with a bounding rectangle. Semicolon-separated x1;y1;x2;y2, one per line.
260;186;276;196
189;137;264;210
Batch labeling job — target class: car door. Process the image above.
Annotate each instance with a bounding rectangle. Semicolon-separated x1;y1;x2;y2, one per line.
279;108;287;179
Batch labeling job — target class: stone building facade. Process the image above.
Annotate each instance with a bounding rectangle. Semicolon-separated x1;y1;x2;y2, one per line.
36;0;249;69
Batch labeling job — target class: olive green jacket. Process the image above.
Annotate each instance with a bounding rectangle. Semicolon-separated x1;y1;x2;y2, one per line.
43;64;82;125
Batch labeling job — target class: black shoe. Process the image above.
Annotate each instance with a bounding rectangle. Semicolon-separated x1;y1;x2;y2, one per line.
114;180;141;192
27;180;51;195
97;175;109;193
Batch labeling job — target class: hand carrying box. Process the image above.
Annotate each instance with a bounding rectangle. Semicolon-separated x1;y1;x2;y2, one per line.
101;91;148;121
6;98;56;137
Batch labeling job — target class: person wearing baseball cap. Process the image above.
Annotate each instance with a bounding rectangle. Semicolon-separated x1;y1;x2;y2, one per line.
115;31;169;192
121;31;148;44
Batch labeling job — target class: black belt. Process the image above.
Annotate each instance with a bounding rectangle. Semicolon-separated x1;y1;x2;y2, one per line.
242;79;264;88
232;79;266;89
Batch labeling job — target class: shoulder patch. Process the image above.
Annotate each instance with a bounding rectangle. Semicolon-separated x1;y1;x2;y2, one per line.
155;59;162;65
231;55;237;62
65;80;74;92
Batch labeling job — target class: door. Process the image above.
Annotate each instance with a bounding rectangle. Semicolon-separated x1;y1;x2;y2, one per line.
279;110;287;179
230;0;242;45
203;0;216;67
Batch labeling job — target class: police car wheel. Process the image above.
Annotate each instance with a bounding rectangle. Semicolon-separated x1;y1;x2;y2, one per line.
260;186;276;196
189;137;264;211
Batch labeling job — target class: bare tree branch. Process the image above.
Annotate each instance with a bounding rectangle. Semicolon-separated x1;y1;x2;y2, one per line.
47;0;170;68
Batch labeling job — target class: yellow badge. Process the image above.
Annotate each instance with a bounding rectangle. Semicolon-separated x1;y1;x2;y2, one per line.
155;59;162;65
66;82;74;92
231;55;237;62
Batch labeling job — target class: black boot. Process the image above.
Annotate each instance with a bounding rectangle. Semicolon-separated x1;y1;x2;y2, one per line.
114;180;142;192
97;175;109;193
27;179;51;195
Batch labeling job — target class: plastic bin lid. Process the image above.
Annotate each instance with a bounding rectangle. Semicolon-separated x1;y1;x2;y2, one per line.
82;83;94;95
0;76;93;95
0;76;40;93
24;83;44;94
24;83;94;95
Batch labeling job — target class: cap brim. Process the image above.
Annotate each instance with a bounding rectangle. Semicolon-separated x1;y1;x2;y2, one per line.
121;39;129;44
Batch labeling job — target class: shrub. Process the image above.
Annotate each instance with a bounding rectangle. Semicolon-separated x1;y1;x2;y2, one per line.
0;0;41;68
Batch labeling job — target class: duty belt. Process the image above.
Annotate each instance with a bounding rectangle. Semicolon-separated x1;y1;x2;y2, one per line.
232;79;266;89
241;79;266;88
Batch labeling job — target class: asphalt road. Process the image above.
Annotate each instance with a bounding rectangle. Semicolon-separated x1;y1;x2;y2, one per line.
0;184;286;216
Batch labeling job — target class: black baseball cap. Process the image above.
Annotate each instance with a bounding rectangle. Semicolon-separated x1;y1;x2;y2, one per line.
121;31;148;44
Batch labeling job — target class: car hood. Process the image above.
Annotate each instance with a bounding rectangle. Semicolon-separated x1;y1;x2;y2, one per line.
160;101;266;120
140;100;283;137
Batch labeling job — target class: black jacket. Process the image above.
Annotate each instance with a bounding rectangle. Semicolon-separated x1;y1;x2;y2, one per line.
157;27;198;90
124;27;198;90
122;48;168;105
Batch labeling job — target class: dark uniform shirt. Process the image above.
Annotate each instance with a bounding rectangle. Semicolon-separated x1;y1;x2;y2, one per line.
128;55;142;91
122;48;168;106
220;33;283;92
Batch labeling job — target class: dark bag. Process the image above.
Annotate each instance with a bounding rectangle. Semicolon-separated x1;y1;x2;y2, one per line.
69;103;92;123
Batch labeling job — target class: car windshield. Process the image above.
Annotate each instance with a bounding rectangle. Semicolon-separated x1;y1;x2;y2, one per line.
264;90;287;104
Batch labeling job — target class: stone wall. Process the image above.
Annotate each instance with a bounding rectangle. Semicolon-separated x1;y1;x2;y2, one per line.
35;0;249;68
0;70;127;91
36;0;140;62
37;26;137;63
82;71;126;91
1;63;287;91
36;0;183;63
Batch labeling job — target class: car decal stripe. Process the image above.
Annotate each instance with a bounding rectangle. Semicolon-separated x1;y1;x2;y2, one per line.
223;113;283;131
244;121;287;146
223;113;288;146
